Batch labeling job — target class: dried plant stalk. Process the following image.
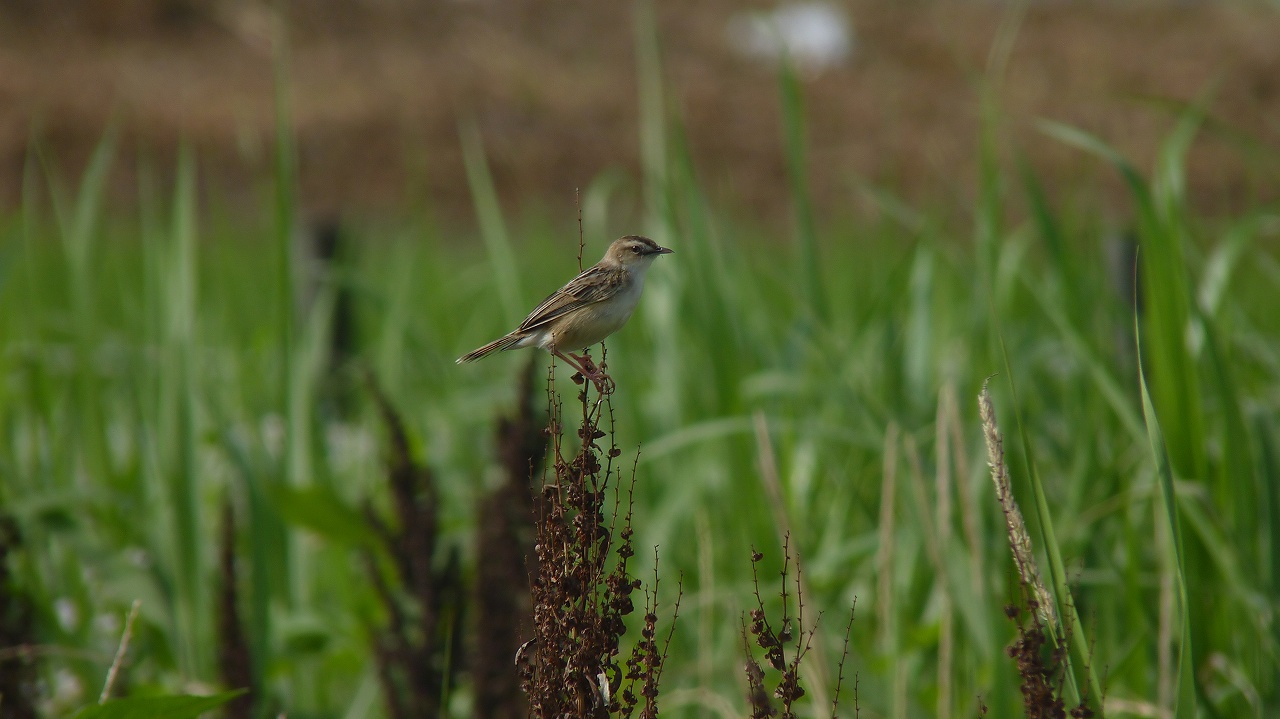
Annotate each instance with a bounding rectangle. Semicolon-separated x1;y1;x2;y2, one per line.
520;367;677;719
978;381;1058;630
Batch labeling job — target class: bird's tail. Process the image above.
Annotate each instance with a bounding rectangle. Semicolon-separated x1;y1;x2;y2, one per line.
456;332;525;364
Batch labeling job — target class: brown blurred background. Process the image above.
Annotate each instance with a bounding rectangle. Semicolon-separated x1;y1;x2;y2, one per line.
2;0;1278;223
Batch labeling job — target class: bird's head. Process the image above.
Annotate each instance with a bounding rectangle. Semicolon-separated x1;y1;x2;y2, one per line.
603;235;673;269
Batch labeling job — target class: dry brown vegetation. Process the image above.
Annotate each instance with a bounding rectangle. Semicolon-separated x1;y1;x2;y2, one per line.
2;1;1277;221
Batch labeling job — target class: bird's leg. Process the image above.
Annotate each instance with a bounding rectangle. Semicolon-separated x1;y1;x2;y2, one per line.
575;352;614;395
552;349;593;381
568;352;600;375
553;350;613;394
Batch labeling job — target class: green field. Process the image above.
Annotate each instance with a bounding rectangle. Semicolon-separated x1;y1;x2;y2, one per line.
3;26;1280;719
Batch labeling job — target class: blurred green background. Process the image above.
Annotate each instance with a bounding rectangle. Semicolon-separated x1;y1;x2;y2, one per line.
2;1;1279;717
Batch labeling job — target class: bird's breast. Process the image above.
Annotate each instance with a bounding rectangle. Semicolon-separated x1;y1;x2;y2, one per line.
549;275;643;352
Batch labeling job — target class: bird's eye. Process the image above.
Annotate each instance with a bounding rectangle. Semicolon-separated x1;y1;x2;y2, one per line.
631;246;642;254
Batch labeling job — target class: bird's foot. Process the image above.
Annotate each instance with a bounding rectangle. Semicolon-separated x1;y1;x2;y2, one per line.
571;368;614;396
567;353;614;395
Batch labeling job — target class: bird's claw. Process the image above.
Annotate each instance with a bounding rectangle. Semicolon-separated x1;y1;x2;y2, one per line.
572;370;613;395
573;355;614;395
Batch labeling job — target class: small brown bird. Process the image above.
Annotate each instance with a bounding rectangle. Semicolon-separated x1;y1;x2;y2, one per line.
457;235;673;387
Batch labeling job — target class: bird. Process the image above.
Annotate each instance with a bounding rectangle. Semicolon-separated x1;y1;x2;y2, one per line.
457;235;673;390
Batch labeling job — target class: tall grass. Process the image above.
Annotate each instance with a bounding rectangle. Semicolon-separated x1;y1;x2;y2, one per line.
2;20;1279;719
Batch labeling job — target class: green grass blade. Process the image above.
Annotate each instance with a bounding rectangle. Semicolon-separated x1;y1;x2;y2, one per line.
1016;152;1068;279
459;121;524;327
1193;301;1258;562
634;0;669;233
270;0;309;491
166;145;206;678
903;246;933;409
218;424;281;700
1038;120;1153;211
19;138;41;321
1041;116;1207;480
45;126;118;488
777;56;826;325
1141;110;1207;481
1016;151;1084;325
1023;276;1146;443
974;90;1001;294
1136;312;1198;718
272;0;297;381
972;8;1020;296
55;124;118;279
1254;412;1280;608
266;482;381;549
993;325;1104;707
664;122;754;413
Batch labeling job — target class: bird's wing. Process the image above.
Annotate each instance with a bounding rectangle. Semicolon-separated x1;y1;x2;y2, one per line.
516;264;627;332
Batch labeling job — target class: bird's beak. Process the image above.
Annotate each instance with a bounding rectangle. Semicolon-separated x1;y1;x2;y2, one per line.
652;245;674;255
